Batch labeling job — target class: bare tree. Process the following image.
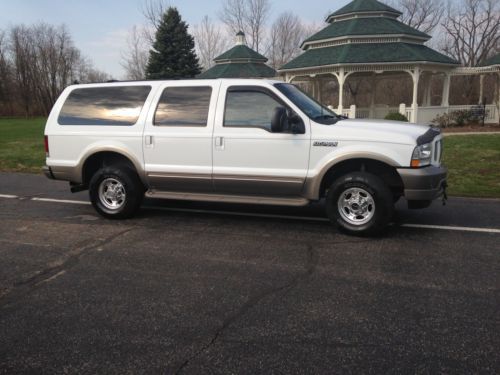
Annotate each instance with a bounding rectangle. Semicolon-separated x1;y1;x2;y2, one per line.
441;0;500;67
0;29;14;115
193;16;230;71
219;0;270;52
392;0;444;34
266;12;308;69
140;0;171;44
121;26;149;80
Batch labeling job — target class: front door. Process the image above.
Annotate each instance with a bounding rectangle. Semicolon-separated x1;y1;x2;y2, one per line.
212;82;310;196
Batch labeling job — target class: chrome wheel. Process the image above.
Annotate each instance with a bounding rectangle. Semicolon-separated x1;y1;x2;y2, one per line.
98;178;126;211
337;187;375;226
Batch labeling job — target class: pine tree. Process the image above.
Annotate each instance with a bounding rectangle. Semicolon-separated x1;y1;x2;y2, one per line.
146;7;201;79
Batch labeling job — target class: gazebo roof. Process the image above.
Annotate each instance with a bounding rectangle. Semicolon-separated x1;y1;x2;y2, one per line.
280;0;458;72
327;0;401;21
481;54;500;67
198;62;276;79
198;32;276;79
281;43;459;70
302;17;429;48
214;44;268;63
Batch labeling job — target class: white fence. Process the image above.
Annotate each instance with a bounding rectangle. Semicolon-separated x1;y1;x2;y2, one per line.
340;104;499;124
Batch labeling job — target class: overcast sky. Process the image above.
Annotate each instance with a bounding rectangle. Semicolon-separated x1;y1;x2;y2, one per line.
0;0;351;78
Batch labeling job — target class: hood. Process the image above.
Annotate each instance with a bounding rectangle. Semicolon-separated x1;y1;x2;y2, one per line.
312;118;431;145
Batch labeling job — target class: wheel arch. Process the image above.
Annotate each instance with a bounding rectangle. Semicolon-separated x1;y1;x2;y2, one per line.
80;149;146;187
305;155;404;200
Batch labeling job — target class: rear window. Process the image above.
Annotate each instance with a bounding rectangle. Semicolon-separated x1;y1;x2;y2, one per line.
58;86;151;126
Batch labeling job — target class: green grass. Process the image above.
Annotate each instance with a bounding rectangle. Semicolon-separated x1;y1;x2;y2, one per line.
443;134;500;198
0;118;499;198
0;117;46;173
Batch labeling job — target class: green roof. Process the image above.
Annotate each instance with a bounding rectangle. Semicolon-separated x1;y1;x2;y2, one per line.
303;17;429;46
328;0;401;20
280;43;459;70
198;62;276;79
481;54;500;66
214;45;268;62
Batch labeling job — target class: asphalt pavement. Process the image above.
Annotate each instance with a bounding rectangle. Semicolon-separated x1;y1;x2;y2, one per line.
0;172;499;374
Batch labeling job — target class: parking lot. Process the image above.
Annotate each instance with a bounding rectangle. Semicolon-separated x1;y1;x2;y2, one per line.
0;172;499;374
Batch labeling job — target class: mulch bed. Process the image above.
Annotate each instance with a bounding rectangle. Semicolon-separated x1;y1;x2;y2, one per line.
441;124;500;133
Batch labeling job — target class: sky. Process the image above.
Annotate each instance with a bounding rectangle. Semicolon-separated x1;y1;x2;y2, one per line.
0;0;351;78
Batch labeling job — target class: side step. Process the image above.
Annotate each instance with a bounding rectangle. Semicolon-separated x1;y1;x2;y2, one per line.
145;190;309;207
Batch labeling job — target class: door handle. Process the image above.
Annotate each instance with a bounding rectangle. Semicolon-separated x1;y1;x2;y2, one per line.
215;136;224;150
145;135;154;147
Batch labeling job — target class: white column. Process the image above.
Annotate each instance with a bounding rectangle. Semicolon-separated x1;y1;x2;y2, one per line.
334;69;346;113
350;104;356;119
369;77;377;118
423;75;432;107
479;74;485;104
441;73;451;108
411;67;420;123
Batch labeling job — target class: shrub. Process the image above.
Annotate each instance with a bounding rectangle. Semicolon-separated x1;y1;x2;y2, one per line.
432;112;455;128
384;112;408;122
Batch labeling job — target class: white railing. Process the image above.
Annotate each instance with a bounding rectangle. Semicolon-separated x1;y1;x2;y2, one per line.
448;104;498;123
356;108;370;119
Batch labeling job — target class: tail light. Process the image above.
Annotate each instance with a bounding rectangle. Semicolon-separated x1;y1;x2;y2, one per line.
44;136;49;157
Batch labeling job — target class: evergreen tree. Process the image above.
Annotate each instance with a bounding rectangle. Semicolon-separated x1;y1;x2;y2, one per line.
146;7;201;79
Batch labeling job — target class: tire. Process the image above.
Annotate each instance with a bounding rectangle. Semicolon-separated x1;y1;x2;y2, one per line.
326;172;394;236
89;165;144;219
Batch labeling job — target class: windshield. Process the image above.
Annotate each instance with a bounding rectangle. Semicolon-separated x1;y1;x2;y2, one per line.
274;83;339;125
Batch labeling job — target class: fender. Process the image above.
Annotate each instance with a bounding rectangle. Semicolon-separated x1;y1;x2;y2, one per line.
303;151;401;200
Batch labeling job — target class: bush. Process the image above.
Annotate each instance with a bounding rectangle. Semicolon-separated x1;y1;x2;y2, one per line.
384;112;408;122
432;112;455;128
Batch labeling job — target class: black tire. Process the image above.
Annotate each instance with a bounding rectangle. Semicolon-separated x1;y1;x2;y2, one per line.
326;172;394;236
89;165;144;219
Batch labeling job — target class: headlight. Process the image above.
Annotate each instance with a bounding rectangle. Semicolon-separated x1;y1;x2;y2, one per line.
411;142;432;167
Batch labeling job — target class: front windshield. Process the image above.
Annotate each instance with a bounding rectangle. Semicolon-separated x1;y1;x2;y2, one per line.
274;83;339;125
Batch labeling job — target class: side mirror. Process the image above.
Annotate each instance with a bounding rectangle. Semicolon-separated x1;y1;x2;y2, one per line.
289;113;305;134
271;107;288;133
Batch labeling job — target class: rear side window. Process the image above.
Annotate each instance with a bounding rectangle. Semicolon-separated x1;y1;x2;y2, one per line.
154;86;212;126
58;86;151;126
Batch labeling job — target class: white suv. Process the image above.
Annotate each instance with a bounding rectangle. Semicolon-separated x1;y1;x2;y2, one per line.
43;79;447;235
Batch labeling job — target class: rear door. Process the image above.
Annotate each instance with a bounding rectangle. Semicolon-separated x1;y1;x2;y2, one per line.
143;80;220;192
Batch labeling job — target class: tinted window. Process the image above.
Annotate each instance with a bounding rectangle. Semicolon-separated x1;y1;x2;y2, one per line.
154;86;212;126
59;86;151;126
224;91;281;131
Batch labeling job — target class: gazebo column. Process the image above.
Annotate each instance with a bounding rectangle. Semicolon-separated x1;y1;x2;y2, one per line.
479;74;484;104
441;72;451;108
410;67;420;123
333;68;347;114
423;75;432;107
369;77;378;118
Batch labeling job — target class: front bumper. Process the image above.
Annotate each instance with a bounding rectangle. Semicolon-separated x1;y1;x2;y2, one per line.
397;165;448;201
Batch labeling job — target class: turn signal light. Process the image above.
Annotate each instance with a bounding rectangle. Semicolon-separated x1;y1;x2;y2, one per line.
410;159;420;168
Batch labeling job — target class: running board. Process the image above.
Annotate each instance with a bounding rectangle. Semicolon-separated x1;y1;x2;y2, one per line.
146;190;309;207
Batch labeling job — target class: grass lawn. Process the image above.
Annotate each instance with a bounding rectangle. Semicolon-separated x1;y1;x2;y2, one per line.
443;134;500;198
0;117;499;198
0;117;46;173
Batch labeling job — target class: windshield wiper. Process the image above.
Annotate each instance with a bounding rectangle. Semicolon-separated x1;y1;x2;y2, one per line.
313;114;337;120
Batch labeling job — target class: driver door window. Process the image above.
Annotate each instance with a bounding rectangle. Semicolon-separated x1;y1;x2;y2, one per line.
224;90;281;132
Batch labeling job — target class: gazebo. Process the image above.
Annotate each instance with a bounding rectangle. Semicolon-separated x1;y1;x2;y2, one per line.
279;0;499;124
198;32;276;79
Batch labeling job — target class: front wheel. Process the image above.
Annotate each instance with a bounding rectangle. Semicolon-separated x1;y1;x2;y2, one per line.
326;172;394;236
89;166;144;219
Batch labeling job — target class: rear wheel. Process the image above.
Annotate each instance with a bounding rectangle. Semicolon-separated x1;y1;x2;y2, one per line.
89;166;144;219
326;172;394;236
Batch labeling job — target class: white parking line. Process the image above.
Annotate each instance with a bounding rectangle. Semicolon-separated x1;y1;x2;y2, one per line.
1;194;499;234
